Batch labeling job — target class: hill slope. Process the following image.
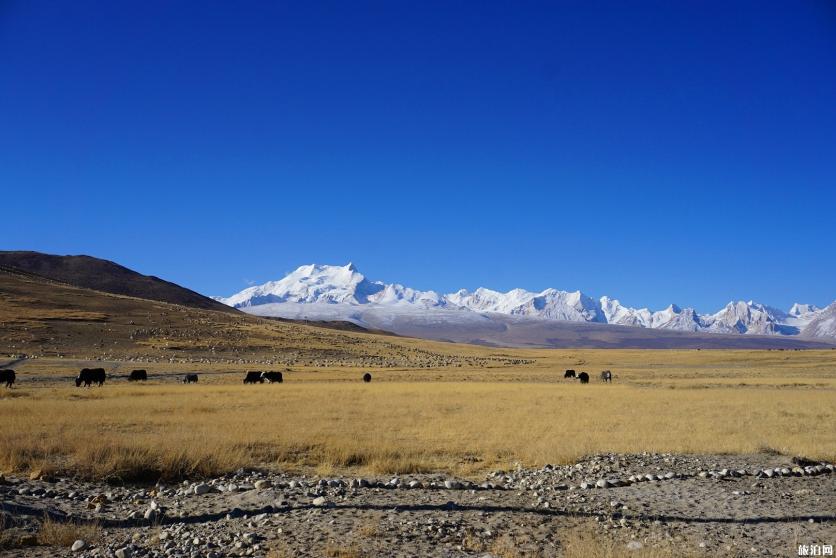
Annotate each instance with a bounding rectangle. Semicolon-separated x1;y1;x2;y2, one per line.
0;251;234;313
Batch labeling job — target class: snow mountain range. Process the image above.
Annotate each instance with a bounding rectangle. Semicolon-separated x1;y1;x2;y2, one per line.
216;263;835;340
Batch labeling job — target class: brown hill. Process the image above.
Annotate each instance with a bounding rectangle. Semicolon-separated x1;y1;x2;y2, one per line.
0;251;234;313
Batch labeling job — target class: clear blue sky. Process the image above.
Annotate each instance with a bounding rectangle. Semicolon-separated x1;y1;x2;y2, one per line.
1;1;834;312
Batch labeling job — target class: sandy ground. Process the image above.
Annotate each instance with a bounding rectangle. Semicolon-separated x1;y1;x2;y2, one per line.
2;453;834;558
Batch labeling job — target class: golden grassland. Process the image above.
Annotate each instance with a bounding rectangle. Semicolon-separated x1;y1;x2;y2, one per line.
1;349;834;482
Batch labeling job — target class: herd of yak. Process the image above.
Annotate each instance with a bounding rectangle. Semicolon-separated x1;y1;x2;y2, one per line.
0;368;375;387
564;369;613;383
2;369;612;388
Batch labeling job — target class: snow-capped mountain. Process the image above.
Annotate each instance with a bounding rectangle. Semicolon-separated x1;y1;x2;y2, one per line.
649;304;704;332
789;303;819;318
702;301;780;335
220;263;384;307
598;298;706;331
447;288;605;322
215;263;834;339
802;302;836;339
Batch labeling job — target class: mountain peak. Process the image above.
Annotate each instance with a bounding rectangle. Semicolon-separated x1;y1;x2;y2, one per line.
788;302;820;316
215;263;832;339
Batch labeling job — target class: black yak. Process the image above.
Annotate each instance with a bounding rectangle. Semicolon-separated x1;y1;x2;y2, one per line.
0;369;15;388
261;371;283;383
76;368;106;387
128;369;147;382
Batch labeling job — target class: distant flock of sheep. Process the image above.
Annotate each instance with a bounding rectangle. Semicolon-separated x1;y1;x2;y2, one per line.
0;368;613;388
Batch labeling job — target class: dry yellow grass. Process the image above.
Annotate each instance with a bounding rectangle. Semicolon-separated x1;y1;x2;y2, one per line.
36;516;101;547
322;542;364;558
557;526;710;558
1;349;834;481
263;524;734;558
483;524;743;558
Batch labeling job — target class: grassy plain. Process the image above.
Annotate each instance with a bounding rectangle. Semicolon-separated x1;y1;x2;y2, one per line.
1;349;834;482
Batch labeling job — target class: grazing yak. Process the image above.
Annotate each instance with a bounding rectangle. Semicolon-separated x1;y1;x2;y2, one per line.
600;370;613;383
243;371;264;384
564;369;576;379
362;372;372;383
0;369;15;388
128;369;147;382
76;368;106;387
261;371;283;383
578;372;590;384
183;373;198;384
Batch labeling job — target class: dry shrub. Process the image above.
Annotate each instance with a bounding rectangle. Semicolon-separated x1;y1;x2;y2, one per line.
266;541;294;558
490;534;527;558
356;514;382;539
461;528;488;553
559;527;618;558
323;541;363;558
557;524;719;558
37;516;101;547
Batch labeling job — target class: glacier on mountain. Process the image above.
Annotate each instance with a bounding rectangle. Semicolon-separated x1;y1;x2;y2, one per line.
215;263;834;338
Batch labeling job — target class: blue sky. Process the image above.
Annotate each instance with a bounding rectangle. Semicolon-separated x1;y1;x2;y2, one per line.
1;1;834;312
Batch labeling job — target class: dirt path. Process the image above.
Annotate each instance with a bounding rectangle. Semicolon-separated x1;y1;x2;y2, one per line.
1;453;834;557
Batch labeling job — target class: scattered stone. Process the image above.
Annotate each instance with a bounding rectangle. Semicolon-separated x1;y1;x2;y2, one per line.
3;453;831;558
71;540;87;552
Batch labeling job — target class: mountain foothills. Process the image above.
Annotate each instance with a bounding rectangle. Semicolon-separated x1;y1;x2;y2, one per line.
217;263;836;339
0;251;233;313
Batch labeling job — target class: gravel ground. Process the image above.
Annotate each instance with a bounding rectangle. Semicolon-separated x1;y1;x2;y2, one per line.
1;453;834;557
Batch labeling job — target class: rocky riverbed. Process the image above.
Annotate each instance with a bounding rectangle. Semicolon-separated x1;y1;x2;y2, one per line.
1;453;834;557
